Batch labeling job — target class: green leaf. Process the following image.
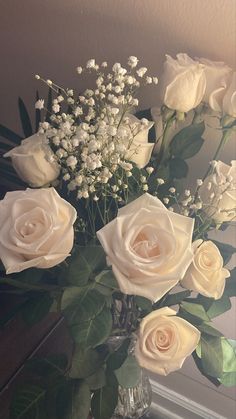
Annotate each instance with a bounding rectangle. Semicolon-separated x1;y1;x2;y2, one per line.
221;339;236;373
0;124;23;144
198;323;223;337
62;287;105;324
135;296;152;312
91;371;118;419
25;354;68;377
21;292;53;326
70;307;112;348
212;240;236;265
219;372;236;387
170;122;205;159
207;296;231;318
224;267;236;297
169;157;188;179
115;355;141;388
95;270;119;291
85;368;106;390
65;245;106;286
69;347;104;379
10;384;46;419
56;381;91;419
160;290;191;307
192;351;221;387
180;301;210;322
18;97;33;138
107;338;130;371
201;335;223;377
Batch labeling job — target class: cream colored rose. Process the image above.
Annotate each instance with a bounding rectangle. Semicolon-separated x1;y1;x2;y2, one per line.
119;114;154;168
223;72;236;117
199;160;236;224
0;188;77;274
161;53;206;112
4;133;60;187
135;307;200;375
181;240;230;299
97;193;194;301
199;58;232;112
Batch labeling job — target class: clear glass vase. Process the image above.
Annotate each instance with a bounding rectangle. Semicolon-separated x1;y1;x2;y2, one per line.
108;336;152;419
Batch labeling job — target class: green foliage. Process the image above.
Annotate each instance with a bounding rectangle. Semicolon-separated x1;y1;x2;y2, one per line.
25;354;68;377
62;287;106;323
114;355;141;388
224;267;236;297
56;381;91;419
179;301;210;324
169;157;188;178
70;306;112;348
69;347;104;379
10;384;46;419
106;338;130;371
91;371;118;419
63;245;106;286
85;368;106;390
0;124;23;144
212;240;236;265
21;292;54;326
170;122;205;160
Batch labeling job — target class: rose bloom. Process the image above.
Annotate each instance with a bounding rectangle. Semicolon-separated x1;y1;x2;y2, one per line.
120;114;154;168
199;160;236;224
181;240;230;299
97;193;194;301
199;58;232;112
160;53;206;113
222;72;236;118
135;307;200;375
4;134;60;187
0;188;77;274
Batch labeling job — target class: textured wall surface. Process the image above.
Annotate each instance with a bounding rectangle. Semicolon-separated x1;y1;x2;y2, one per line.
0;0;236;414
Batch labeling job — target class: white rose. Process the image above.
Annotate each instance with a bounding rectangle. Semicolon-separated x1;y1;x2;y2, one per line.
223;72;236;117
181;240;230;299
4;134;60;187
199;58;232;112
97;193;194;301
199;160;236;223
121;114;154;168
161;53;206;112
135;307;200;375
0;187;77;274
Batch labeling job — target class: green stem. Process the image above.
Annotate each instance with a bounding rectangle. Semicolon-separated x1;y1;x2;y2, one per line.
202;128;232;181
157;115;175;165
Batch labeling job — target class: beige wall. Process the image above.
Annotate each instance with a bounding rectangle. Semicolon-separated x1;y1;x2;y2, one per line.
1;0;236;414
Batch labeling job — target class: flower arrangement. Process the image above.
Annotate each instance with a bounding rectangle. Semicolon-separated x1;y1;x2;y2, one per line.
0;53;235;419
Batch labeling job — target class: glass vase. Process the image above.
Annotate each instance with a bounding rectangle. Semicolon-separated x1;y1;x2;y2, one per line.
108;336;152;419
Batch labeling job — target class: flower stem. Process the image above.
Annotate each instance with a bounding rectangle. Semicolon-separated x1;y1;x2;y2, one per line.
157;115;175;165
202;128;232;181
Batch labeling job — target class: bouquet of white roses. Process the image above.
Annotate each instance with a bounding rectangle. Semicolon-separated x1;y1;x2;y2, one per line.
0;54;235;419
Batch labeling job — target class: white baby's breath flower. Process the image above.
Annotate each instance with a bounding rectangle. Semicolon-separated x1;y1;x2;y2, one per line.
128;56;139;67
169;187;176;193
35;99;44;110
146;76;152;84
157;178;164;185
66;156;77;168
52;103;60;113
76;66;83;74
146;167;154;175
101;61;108;68
86;59;96;69
137;67;147;77
153;77;158;84
46;79;53;86
143;184;149;191
197;179;203;186
163;197;169;204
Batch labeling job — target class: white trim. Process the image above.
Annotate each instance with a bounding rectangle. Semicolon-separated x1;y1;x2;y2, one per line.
150;379;227;419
